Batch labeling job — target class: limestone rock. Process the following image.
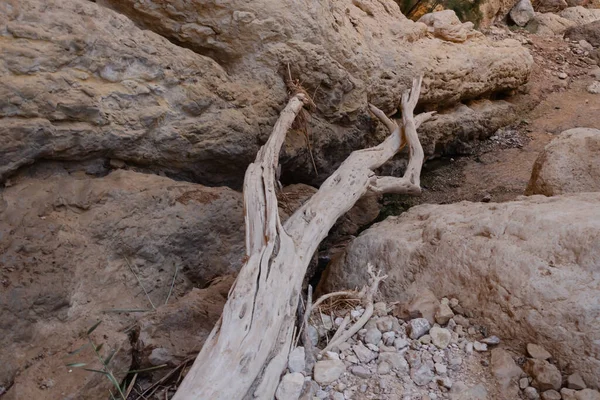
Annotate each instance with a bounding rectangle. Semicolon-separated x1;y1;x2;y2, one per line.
576;389;600;400
430;327;452;349
527;344;552;360
377;361;391;375
525;359;562;391
364;328;383;345
541;390;561;400
276;373;305;400
587;82;600;94
394;289;440;324
525;387;541;400
411;364;435;386
313;360;346;385
0;168;243;396
473;342;488;352
564;20;600;47
490;349;523;389
351;365;371;378
408;318;432;339
567;373;587;390
562;388;578;400
435;303;455;325
352;342;378;364
529;12;577;35
526;128;600;196
379;352;409;372
450;384;488;400
510;0;536;26
322;193;600;388
0;0;534;187
289;347;306;374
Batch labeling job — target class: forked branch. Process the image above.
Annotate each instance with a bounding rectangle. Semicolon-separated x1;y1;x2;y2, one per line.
173;77;428;400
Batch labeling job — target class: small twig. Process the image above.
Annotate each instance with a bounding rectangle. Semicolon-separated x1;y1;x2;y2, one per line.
328;314;351;345
135;356;195;400
124;257;156;310
165;264;179;305
321;263;387;354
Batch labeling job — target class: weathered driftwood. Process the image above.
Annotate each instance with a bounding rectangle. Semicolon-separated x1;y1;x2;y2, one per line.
173;77;431;400
320;263;387;354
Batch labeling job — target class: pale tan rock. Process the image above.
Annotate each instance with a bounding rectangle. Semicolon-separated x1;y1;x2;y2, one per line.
394;288;441;324
491;349;523;391
529;12;577;35
479;0;522;27
436;303;455;325
525;359;562;391
541;390;561;400
527;344;552;360
560;6;600;24
562;388;578;400
0;168;245;397
1;0;533;186
576;389;600;400
526;128;600;196
510;0;536;26
323;193;600;388
567;373;587;390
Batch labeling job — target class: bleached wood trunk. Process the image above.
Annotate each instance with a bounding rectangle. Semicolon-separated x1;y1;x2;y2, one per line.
172;77;431;400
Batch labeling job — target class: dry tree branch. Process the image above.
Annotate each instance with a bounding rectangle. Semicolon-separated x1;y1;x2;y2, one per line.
173;77;427;400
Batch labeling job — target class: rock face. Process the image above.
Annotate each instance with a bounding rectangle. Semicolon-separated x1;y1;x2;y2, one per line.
0;168;244;397
323;193;600;388
526;128;600;196
565;20;600;47
0;0;533;186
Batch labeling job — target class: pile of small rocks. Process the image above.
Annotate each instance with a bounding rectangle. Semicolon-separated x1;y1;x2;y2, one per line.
518;343;599;400
275;294;600;400
276;295;500;400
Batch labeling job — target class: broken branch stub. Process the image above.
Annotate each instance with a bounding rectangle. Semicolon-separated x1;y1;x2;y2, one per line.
173;77;429;400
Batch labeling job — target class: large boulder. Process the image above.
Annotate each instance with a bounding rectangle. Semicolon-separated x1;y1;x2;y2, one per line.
527;7;600;35
0;0;533;186
528;12;577;35
565;20;600;47
0;167;244;397
560;6;600;25
322;193;600;388
526;128;600;196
